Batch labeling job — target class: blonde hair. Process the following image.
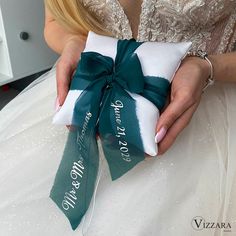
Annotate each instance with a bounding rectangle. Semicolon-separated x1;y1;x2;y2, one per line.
44;0;112;36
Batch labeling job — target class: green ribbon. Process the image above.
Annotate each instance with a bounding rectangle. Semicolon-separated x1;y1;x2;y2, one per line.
50;39;170;230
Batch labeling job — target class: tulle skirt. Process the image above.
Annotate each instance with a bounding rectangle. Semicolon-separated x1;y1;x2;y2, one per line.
0;67;235;236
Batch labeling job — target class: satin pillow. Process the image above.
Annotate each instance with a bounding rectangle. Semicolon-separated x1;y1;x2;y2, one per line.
53;31;192;156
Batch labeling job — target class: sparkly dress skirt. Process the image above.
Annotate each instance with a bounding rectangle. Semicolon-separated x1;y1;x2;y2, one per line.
0;67;235;236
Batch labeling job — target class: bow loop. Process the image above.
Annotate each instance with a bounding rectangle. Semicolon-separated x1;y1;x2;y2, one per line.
71;50;145;96
79;52;114;77
70;52;114;91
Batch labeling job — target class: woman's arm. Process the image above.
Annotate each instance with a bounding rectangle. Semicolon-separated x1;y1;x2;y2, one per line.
44;7;87;105
156;50;236;155
210;52;236;82
44;8;86;54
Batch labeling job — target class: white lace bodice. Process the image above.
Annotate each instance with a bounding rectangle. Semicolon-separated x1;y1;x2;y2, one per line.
82;0;236;54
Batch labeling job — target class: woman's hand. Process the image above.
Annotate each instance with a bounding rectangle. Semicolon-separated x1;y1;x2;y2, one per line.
56;35;87;107
155;56;211;155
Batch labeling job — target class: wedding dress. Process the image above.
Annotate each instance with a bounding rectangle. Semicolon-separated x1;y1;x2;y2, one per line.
0;1;236;235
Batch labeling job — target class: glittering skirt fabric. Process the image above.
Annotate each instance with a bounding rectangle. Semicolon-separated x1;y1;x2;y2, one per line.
0;67;235;236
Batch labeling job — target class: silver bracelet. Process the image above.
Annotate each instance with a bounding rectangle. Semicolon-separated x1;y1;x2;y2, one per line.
188;50;215;91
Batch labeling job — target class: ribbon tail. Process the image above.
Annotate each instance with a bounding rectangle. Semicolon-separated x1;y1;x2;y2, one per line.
50;126;99;230
50;81;106;230
98;87;145;180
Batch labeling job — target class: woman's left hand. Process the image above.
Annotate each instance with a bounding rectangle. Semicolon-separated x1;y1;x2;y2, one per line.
155;56;210;155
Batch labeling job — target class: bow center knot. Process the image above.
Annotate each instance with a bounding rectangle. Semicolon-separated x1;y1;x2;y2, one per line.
105;66;117;89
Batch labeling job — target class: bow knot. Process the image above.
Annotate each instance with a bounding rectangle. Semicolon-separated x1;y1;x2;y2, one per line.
105;67;116;88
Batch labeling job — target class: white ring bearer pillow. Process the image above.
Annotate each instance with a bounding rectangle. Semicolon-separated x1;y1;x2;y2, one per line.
52;31;192;156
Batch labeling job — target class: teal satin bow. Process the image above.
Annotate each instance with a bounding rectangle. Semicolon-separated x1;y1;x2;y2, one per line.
50;39;170;230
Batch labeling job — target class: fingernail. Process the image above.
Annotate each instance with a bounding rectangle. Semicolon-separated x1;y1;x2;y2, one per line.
155;127;167;143
55;97;62;112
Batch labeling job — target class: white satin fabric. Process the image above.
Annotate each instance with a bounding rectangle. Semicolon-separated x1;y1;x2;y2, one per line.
53;31;191;156
0;63;236;235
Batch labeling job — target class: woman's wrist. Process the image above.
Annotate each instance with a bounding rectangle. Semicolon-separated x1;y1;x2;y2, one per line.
65;34;87;45
60;34;87;66
187;50;215;91
182;56;211;90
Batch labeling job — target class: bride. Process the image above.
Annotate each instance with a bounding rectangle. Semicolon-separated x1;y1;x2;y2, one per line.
0;0;236;235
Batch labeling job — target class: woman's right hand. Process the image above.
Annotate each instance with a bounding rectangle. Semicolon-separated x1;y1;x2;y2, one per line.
56;35;87;107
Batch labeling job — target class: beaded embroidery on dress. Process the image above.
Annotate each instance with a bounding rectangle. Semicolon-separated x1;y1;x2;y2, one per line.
86;0;236;54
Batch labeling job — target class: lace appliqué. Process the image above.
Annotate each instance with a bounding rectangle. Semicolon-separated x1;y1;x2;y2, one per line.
105;0;132;39
137;0;236;54
219;11;236;53
81;0;107;24
83;0;236;54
